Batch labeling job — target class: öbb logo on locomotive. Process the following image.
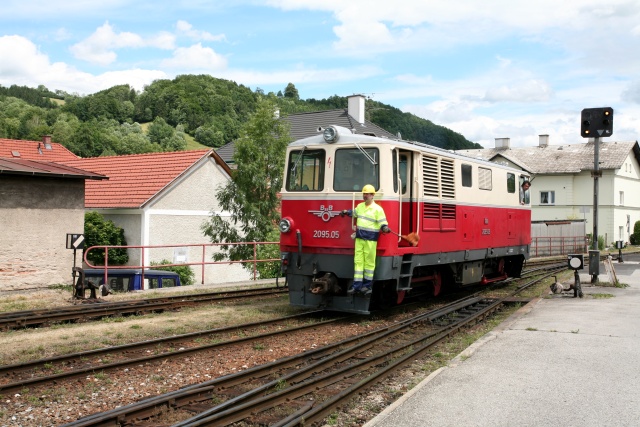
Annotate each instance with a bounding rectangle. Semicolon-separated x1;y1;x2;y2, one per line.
308;205;341;222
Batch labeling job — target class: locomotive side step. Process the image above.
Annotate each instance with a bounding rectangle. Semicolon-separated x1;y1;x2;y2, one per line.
398;254;414;290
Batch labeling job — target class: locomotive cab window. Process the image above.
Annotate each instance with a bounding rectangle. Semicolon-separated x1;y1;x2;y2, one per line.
286;149;325;191
519;176;531;205
334;147;379;191
393;150;409;194
507;173;516;193
478;167;492;190
461;164;472;187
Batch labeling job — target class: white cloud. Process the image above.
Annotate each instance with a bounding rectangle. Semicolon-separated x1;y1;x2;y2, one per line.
621;81;640;105
146;31;177;50
53;28;72;42
160;43;228;71
268;0;640;60
176;20;226;42
219;64;383;86
0;35;165;94
483;80;554;103
70;21;178;66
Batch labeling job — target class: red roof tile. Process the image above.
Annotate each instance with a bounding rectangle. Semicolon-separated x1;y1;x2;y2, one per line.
0;137;79;162
64;150;226;209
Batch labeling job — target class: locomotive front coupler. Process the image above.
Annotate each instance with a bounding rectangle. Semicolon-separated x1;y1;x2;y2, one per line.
310;272;341;295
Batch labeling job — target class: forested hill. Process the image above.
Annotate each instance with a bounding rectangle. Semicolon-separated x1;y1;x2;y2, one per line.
0;76;481;157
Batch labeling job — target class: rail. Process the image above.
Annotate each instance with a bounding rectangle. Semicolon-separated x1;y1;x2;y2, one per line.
83;241;280;287
530;236;588;257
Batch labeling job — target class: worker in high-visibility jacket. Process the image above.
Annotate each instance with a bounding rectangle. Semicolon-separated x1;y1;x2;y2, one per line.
341;184;390;296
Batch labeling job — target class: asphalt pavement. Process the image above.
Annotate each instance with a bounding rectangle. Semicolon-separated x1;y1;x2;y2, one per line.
365;253;640;427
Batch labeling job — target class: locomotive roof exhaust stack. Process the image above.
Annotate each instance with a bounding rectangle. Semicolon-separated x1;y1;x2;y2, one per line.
347;94;366;125
495;137;510;149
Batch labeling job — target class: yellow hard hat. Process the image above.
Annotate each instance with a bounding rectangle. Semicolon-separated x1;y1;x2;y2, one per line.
362;184;376;194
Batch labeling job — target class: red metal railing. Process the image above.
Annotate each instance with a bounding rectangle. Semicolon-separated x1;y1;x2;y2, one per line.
530;236;589;257
83;241;280;288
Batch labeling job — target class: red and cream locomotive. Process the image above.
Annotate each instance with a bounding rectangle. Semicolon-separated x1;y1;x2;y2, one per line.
279;125;531;314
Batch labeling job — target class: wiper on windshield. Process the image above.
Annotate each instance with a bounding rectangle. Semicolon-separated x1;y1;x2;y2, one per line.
354;141;377;165
290;145;307;176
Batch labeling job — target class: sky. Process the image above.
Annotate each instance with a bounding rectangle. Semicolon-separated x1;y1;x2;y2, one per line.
1;0;640;148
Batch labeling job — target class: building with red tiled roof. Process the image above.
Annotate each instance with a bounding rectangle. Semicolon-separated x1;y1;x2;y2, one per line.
0;136;79;163
64;149;230;209
63;149;249;285
0;137;106;291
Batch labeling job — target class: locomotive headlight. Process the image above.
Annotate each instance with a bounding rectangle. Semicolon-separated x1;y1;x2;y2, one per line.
322;126;339;143
279;218;293;233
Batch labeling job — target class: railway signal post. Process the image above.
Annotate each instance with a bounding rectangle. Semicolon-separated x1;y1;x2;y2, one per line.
581;107;614;283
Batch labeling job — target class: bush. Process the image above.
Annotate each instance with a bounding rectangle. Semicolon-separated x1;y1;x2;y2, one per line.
253;228;282;279
630;221;640;245
150;259;195;286
84;211;128;265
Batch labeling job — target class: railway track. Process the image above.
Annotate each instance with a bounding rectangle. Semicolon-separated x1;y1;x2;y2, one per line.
0;286;287;330
60;267;565;426
0;310;349;396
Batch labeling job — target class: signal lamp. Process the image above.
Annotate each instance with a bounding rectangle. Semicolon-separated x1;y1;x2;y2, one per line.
580;107;613;138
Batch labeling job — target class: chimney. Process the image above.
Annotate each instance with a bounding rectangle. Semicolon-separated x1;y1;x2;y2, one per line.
495;137;510;149
347;94;366;124
42;135;52;150
539;134;549;147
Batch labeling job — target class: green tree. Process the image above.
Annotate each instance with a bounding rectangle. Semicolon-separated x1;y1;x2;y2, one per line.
283;83;299;100
62;84;136;123
147;116;187;151
195;124;225;148
18;105;52;140
630;221;640;245
51;112;80;144
201;97;290;278
84;211;129;266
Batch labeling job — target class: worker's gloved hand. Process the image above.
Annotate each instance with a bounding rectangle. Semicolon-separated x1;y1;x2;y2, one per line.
381;225;390;233
340;209;350;217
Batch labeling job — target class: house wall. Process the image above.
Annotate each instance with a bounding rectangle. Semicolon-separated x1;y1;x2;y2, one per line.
529;152;640;246
612;153;640;242
96;158;251;286
0;176;85;291
146;158;251;285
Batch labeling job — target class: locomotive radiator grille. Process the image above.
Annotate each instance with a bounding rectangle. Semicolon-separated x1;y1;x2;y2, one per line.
422;155;455;199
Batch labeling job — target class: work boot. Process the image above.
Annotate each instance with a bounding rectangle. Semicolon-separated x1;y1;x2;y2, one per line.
347;287;356;295
361;286;372;297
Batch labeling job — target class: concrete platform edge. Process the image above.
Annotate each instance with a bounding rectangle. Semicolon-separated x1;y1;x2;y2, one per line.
363;296;545;427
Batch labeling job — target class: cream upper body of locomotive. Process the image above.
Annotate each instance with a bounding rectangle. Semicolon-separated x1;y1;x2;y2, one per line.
281;125;530;210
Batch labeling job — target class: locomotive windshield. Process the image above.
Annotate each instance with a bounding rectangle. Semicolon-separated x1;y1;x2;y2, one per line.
334;148;379;191
286;149;325;191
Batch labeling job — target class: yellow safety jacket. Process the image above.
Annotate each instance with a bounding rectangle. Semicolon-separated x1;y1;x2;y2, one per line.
353;201;388;241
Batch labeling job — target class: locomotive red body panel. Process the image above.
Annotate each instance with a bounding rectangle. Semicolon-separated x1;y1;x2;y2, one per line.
279;126;531;314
